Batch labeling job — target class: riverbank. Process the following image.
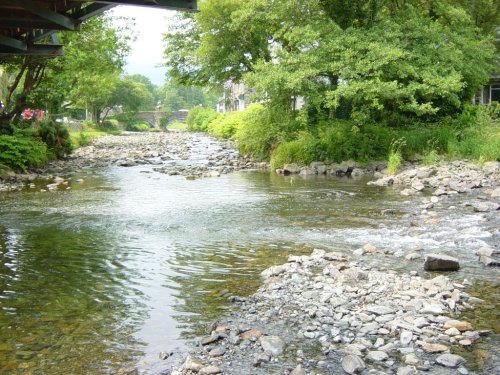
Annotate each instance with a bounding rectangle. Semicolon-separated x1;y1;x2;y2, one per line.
0;131;266;192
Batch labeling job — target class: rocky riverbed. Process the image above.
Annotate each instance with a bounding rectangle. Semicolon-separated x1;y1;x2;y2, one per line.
0;131;265;192
168;249;495;375
165;159;499;374
1;131;499;374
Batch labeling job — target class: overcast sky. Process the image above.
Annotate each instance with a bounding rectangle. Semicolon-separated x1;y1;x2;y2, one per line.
110;6;177;86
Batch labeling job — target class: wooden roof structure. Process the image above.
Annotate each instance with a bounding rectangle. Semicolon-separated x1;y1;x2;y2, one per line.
0;0;196;56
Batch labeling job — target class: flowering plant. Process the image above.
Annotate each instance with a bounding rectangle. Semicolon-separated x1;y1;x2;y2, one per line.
21;108;43;122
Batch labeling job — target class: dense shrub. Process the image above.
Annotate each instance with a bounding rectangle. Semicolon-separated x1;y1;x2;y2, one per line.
126;122;150;132
270;132;320;169
186;107;220;132
36;120;73;158
233;104;280;159
99;119;119;131
0;135;47;171
316;121;394;163
82;120;97;131
207;111;243;139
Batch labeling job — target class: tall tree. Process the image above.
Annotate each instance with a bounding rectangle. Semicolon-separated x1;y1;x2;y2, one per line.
1;14;131;124
163;0;497;125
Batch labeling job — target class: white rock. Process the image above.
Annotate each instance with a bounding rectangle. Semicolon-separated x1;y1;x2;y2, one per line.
366;350;389;362
260;335;285;356
397;366;415;375
400;330;413;347
341;354;366;374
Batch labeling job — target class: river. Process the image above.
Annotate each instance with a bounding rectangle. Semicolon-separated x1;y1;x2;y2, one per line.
0;134;498;374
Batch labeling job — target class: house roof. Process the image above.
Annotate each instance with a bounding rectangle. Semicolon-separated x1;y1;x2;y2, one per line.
0;0;196;56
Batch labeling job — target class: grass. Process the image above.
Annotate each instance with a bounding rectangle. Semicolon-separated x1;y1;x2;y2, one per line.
386;138;405;175
70;130;107;148
167;121;188;131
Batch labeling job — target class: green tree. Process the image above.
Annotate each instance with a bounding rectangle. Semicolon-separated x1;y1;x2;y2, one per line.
102;76;155;121
164;0;497;125
2;15;132;124
158;79;218;116
125;74;159;110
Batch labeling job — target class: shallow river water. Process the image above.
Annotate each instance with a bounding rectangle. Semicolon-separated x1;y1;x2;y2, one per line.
0;140;498;374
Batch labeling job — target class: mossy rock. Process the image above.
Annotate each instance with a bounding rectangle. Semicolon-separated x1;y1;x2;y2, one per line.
0;163;15;180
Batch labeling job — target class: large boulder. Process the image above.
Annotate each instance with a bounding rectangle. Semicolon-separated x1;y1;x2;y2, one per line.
424;253;460;271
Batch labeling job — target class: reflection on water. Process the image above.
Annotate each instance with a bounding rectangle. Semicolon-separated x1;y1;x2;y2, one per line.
0;164;498;374
0;223;146;374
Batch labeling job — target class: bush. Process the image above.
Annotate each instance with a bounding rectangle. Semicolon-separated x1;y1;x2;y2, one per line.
271;132;320;169
186;107;220;132
0;135;47;171
36;120;73;158
99;119;119;131
127;122;150;132
234;104;281;160
207;111;243;139
82;120;97;131
317;121;393;163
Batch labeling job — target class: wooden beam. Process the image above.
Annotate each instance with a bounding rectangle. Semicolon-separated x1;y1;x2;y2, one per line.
17;0;78;30
0;35;27;51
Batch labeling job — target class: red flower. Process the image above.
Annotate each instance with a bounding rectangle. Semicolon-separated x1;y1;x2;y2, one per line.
21;108;33;120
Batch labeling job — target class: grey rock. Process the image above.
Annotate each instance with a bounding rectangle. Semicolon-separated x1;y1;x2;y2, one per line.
209;346;226;357
424;253;460;271
472;201;499;212
260;335;285;356
182;355;204;372
400;330;413;347
475;247;498;257
299;167;316;177
397;366;415;375
479;256;500;267
491;187;500;197
419;302;444;315
199;365;222;375
201;333;223;346
290;364;306;375
253;352;270;367
365;305;395;315
283;163;301;174
436;353;466;368
366;350;389;362
341;354;366;374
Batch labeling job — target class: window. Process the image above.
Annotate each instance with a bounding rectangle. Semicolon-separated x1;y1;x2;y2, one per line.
491;84;500;103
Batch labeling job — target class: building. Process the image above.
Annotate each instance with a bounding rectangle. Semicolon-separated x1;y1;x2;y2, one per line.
216;81;251;113
216;80;305;113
